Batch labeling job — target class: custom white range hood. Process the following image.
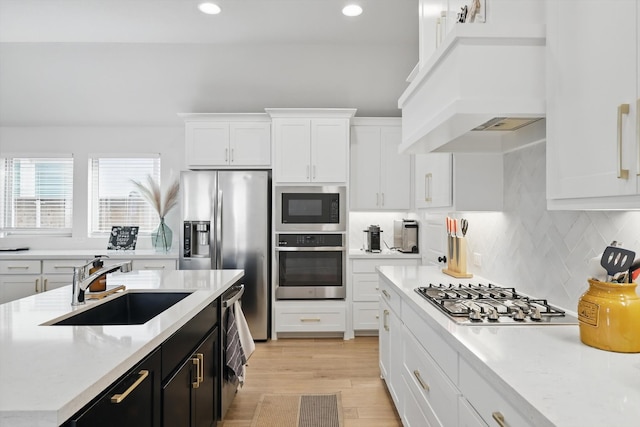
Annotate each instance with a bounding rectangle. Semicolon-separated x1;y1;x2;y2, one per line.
398;23;546;154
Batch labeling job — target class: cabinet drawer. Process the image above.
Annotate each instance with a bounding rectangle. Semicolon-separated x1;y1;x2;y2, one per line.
459;358;534;427
352;273;379;301
401;375;434;427
131;259;177;271
404;301;458;384
403;326;460;427
379;277;401;316
275;303;346;332
352;258;418;273
353;302;379;330
0;260;41;275
42;259;88;275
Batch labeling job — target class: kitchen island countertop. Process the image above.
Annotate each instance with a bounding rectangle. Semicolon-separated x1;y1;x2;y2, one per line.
378;265;640;427
0;269;243;427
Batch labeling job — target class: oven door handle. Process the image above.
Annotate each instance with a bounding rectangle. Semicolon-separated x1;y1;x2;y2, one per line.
275;246;345;252
223;284;245;308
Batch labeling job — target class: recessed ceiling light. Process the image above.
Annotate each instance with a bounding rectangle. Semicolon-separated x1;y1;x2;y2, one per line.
342;4;363;17
198;2;221;15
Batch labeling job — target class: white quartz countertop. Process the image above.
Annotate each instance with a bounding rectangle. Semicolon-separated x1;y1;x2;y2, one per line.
348;248;421;259
0;249;178;259
377;265;640;427
0;269;243;427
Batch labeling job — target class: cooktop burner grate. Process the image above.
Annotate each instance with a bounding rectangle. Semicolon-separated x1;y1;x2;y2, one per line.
414;283;578;325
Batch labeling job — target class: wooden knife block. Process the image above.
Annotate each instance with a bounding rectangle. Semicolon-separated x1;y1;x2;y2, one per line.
443;236;473;279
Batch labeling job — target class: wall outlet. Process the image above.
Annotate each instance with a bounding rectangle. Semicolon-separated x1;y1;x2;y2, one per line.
473;252;482;267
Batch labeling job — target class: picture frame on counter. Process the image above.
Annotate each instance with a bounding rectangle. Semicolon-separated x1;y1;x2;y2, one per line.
107;226;139;250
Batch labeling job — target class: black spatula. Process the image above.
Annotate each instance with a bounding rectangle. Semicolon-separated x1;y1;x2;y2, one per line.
600;246;636;282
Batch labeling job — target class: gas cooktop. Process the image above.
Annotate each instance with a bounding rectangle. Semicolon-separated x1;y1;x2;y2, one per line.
415;283;578;325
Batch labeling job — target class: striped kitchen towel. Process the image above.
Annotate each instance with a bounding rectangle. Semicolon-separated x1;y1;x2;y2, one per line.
225;304;246;384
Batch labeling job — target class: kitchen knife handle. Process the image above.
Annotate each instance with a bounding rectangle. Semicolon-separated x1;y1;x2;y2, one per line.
491;411;507;427
617;103;630;179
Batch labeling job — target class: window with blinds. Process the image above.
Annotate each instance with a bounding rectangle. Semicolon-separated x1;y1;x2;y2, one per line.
0;157;74;234
89;156;161;234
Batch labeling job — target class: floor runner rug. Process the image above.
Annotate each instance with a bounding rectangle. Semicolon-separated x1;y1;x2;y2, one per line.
251;393;343;427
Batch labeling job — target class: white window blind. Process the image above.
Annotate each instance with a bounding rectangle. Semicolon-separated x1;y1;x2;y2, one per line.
0;156;74;234
89;156;161;234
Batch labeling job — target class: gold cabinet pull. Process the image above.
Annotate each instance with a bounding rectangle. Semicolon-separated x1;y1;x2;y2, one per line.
8;266;29;270
231;148;234;163
383;309;389;331
425;173;433;202
225;148;229;163
43;279;48;292
382;289;391;299
413;369;430;391
618;103;630;179
191;356;201;389
143;265;165;270
196;353;204;384
35;278;40;293
492;411;507;427
381;193;385;206
376;192;379;206
111;370;149;403
300;317;321;322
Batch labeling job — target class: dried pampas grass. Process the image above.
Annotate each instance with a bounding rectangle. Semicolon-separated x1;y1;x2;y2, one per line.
130;175;180;218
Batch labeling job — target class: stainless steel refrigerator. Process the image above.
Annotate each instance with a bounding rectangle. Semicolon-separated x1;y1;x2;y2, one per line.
179;170;271;340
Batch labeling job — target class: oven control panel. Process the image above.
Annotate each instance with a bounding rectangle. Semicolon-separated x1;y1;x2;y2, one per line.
277;234;343;247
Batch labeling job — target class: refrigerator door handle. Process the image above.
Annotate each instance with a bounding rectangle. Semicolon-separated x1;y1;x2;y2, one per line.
216;189;223;268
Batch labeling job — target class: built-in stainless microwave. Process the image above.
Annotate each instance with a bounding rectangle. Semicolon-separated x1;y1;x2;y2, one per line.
275;186;346;232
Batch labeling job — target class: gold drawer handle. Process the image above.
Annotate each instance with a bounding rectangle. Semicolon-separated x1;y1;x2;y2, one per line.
143;265;165;269
618;103;630;179
300;318;321;322
382;290;391;299
53;266;76;269
413;370;429;391
383;309;389;331
111;370;149;403
7;266;29;270
492;411;507;427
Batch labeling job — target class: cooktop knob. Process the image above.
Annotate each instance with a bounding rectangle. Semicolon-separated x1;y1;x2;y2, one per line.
513;309;526;321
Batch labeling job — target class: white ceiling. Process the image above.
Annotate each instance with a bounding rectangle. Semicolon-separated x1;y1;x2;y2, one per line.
0;0;418;126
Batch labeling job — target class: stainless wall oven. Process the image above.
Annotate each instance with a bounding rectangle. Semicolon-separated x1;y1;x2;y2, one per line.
275;233;346;299
275;186;346;232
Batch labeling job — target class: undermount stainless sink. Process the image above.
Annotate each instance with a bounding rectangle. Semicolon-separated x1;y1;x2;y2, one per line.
49;291;192;326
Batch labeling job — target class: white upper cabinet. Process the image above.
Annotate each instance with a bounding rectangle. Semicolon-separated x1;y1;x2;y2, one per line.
546;0;640;209
350;118;411;210
400;0;546;154
180;113;271;169
414;153;503;211
267;108;356;184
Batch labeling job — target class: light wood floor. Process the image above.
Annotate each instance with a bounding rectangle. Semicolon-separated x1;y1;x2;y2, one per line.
220;336;402;427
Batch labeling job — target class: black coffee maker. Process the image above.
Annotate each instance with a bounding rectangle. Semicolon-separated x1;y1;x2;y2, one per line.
364;225;382;253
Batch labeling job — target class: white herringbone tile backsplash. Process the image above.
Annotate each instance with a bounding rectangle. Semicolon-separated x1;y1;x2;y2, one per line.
461;142;640;312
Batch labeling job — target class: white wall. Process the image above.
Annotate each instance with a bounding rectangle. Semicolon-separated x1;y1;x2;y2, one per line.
0;125;184;249
423;142;640;313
